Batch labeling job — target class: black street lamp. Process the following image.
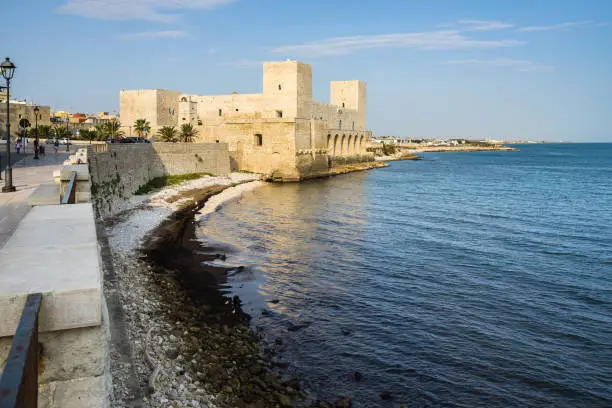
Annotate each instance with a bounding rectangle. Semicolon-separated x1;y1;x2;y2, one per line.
1;57;16;193
33;105;40;159
66;116;70;152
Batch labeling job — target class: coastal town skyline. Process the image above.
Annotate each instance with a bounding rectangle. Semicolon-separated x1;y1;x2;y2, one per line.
3;0;612;142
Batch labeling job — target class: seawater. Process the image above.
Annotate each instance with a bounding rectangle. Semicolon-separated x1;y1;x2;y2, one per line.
196;144;612;407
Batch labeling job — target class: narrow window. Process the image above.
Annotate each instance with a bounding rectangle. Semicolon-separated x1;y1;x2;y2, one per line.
216;139;219;143
235;108;239;112
276;110;283;118
278;84;282;91
342;102;345;108
339;119;342;129
254;133;263;146
182;117;186;121
197;120;203;125
218;109;222;117
352;121;355;130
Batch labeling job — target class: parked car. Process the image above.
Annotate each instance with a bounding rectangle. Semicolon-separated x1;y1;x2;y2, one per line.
120;137;151;144
59;138;71;145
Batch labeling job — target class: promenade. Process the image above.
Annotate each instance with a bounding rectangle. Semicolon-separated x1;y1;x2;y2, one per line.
0;148;70;249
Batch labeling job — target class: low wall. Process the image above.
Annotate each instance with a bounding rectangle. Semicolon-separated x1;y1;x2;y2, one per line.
0;204;110;407
88;143;231;218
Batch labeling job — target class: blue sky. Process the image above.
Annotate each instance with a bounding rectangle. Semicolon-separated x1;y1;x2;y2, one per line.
3;0;612;141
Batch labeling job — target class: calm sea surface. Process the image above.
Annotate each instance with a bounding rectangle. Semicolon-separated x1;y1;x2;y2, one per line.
197;144;612;407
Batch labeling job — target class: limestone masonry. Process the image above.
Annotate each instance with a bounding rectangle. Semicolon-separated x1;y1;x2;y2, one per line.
120;60;374;180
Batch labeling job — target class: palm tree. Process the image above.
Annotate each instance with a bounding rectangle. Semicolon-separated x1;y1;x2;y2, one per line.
180;123;198;142
53;126;72;139
81;129;97;144
94;124;107;141
133;118;151;138
158;126;178;143
105;119;124;139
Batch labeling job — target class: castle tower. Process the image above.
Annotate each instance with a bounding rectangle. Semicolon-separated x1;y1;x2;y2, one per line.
263;60;312;118
330;80;367;130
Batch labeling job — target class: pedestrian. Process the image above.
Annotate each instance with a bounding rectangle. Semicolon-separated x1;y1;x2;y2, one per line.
33;138;39;155
54;139;59;154
16;140;22;154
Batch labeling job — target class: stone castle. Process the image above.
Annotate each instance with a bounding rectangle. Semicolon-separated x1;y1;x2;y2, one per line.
120;60;375;180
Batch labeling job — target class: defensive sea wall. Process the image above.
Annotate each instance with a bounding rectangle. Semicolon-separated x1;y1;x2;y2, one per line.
87;143;231;218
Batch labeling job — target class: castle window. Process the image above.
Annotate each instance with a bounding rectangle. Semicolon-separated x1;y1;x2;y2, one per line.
198;120;203;125
254;133;263;146
218;109;222;116
352;121;355;130
216;139;219;143
276;110;283;118
182;117;186;121
278;84;282;91
342;103;345;108
339;119;342;129
181;97;187;102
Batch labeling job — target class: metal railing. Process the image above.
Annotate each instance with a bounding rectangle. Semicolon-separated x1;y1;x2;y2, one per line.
0;293;43;408
61;171;77;205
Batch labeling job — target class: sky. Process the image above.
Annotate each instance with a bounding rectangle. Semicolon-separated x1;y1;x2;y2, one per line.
3;0;612;142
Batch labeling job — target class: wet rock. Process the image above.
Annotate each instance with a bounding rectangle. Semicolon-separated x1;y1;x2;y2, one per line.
270;299;280;304
287;322;311;332
334;396;352;408
380;391;393;400
275;392;292;407
353;371;363;381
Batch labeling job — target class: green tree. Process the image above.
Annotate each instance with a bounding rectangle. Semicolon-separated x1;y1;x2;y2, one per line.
179;123;198;142
158;126;178;143
81;129;97;144
104;119;124;139
19;118;31;129
133;119;151;138
38;125;52;139
53;126;72;139
93;124;107;141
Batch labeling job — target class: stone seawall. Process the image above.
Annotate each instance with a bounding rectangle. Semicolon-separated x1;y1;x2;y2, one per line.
88;143;231;218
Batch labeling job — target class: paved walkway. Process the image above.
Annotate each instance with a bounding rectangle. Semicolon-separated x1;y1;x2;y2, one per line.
0;149;71;250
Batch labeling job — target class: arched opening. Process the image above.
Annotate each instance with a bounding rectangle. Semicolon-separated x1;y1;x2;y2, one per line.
333;134;340;156
360;135;365;152
347;135;353;154
181;97;187;102
353;135;358;153
340;134;346;155
327;134;332;153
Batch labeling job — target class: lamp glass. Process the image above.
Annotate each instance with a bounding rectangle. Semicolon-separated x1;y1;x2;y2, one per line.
1;57;16;80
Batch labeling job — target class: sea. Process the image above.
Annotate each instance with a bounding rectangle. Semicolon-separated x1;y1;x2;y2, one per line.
196;143;612;407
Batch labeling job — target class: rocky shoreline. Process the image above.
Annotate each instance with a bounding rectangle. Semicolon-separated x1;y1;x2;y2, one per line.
101;174;353;408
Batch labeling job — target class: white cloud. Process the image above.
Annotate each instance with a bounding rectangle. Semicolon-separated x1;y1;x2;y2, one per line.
271;31;525;58
445;19;515;31
118;30;188;40
443;59;554;72
57;0;235;22
518;21;592;32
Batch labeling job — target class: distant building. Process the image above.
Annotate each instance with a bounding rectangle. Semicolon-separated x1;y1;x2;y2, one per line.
0;100;51;138
120;60;374;180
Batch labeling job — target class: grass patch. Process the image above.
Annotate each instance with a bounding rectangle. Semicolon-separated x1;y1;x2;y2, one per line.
135;172;213;195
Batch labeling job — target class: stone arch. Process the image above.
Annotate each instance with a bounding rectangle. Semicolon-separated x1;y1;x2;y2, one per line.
347;135;353;154
327;134;332;153
360;135;365;153
340;134;346;155
333;134;340;156
353;135;358;153
181;97;188;102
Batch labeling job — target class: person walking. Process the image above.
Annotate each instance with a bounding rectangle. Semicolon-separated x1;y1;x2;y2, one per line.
16;140;22;154
54;139;59;154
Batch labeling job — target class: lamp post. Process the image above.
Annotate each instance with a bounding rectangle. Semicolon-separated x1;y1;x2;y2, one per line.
1;57;16;193
33;105;40;159
66;116;70;152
